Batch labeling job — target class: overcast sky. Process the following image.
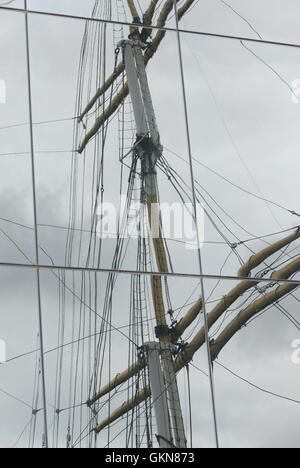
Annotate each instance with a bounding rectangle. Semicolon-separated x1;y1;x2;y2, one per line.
0;0;300;449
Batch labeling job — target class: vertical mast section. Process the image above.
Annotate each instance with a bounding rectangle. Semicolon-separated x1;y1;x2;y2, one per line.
120;39;186;448
144;343;173;448
120;39;168;337
122;41;148;137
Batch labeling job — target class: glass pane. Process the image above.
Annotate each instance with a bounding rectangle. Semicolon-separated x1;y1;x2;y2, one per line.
0;267;42;448
203;276;300;448
28;13;200;274
178;0;300;45
181;32;300;278
40;268;216;448
0;8;35;264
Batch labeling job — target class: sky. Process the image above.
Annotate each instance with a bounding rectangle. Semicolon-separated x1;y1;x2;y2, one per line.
0;0;300;449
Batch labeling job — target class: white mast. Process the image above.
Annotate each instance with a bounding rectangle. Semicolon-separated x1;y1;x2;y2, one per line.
119;38;187;449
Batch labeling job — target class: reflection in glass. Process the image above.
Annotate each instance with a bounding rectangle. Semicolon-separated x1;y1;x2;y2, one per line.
180;32;300;278
0;268;41;449
202;277;300;448
28;13;199;274
0;9;35;264
178;0;300;45
39;269;216;448
1;0;299;450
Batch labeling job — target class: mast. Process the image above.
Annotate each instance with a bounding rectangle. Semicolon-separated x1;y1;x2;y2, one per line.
119;38;187;448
